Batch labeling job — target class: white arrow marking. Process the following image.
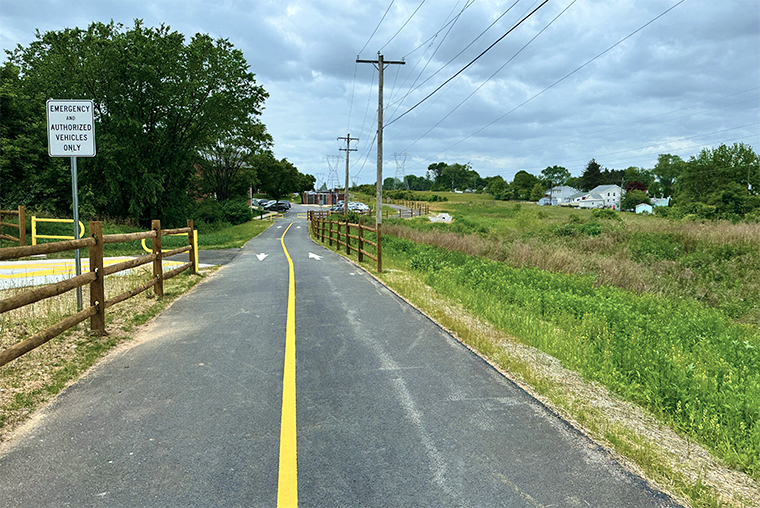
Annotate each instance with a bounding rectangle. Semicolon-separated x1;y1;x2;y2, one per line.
308;252;323;260
296;226;301;229
277;225;283;229
257;253;268;261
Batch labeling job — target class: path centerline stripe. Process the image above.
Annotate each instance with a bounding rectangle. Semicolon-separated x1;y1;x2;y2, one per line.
277;222;298;507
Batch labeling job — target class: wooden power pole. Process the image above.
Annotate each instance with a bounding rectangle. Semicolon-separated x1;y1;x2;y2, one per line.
356;54;405;224
338;133;358;216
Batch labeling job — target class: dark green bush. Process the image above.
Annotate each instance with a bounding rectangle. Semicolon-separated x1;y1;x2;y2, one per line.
221;200;253;226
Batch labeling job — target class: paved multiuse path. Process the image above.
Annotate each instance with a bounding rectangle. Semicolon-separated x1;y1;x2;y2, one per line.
0;204;682;507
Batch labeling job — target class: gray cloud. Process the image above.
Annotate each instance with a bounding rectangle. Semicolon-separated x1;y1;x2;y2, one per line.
1;0;758;185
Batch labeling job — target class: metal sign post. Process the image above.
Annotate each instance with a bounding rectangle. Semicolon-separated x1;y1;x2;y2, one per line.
47;99;96;311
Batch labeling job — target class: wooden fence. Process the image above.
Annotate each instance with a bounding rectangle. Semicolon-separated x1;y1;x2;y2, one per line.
308;211;382;273
388;201;429;217
0;205;26;247
0;220;196;367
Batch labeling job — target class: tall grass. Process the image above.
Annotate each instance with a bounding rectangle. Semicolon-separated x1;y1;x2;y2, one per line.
383;203;760;324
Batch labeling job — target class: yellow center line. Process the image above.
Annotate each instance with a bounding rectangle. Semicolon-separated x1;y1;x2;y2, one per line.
277;222;298;507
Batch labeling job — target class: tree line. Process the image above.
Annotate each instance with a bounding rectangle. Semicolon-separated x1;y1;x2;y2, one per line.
1;20;315;228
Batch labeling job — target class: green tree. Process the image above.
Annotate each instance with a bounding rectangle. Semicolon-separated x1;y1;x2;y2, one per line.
677;143;758;204
427;162;446;183
485;175;507;199
652;154;685;197
383;177;401;191
510;170;540;200
9;20;269;226
0;62;71;212
295;172;316;196
579;159;604;191
530;183;546;201
255;152;299;202
196;123;272;202
540;165;570;188
622;166;654;192
621;189;650;210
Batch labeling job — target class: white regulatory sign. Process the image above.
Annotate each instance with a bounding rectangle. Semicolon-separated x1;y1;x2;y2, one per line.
46;99;96;157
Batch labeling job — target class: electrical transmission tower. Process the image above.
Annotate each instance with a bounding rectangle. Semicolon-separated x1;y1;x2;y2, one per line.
393;153;410;190
323;155;342;191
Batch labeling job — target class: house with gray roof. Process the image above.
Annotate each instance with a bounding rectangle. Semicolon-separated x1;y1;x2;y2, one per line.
567;185;623;210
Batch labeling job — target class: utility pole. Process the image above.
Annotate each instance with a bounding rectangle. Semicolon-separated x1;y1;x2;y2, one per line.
338;133;358;215
357;53;405;224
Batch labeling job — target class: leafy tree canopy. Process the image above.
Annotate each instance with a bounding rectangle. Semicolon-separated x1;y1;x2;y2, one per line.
677;143;758;203
540;165;570;187
509;170;540;200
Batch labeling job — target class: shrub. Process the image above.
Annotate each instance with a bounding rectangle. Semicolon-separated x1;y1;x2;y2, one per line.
592;208;622;221
221;200;253;226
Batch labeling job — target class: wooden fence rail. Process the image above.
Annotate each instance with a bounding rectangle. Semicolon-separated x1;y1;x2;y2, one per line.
0;219;196;367
308;211;382;273
0;205;26;247
387;201;429;217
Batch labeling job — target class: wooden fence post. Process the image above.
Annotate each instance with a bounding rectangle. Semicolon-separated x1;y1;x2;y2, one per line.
18;206;26;246
358;220;364;263
187;219;196;275
89;221;106;334
348;222;352;253
152;220;164;298
376;223;382;273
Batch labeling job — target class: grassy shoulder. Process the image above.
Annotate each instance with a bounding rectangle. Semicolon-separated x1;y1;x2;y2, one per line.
0;218;271;442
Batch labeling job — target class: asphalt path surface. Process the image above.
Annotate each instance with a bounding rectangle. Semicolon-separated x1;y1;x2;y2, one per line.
0;204;683;507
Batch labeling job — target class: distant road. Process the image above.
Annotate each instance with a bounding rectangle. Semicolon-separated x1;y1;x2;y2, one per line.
0;204;682;507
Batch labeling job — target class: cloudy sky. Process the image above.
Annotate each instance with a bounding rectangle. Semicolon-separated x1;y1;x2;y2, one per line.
1;0;759;187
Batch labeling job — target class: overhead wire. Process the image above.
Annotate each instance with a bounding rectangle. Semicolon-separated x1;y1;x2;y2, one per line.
358;0;396;57
354;0;471;180
396;0;578;153
388;0;522;111
420;0;688;167
379;0;427;52
386;0;550;128
402;0;477;60
387;0;476;119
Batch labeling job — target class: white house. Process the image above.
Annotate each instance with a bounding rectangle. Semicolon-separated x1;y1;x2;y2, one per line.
651;196;671;207
568;185;623;209
636;203;654;214
544;186;580;204
592;185;623;210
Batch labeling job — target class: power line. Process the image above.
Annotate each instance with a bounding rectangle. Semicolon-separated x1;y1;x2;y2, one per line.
387;0;473;111
387;0;550;128
421;0;688;166
397;0;578;153
358;0;396;57
389;0;520;111
379;0;427;52
402;0;477;60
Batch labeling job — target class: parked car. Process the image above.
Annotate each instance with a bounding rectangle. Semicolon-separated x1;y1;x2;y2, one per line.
265;200;290;212
349;202;370;212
